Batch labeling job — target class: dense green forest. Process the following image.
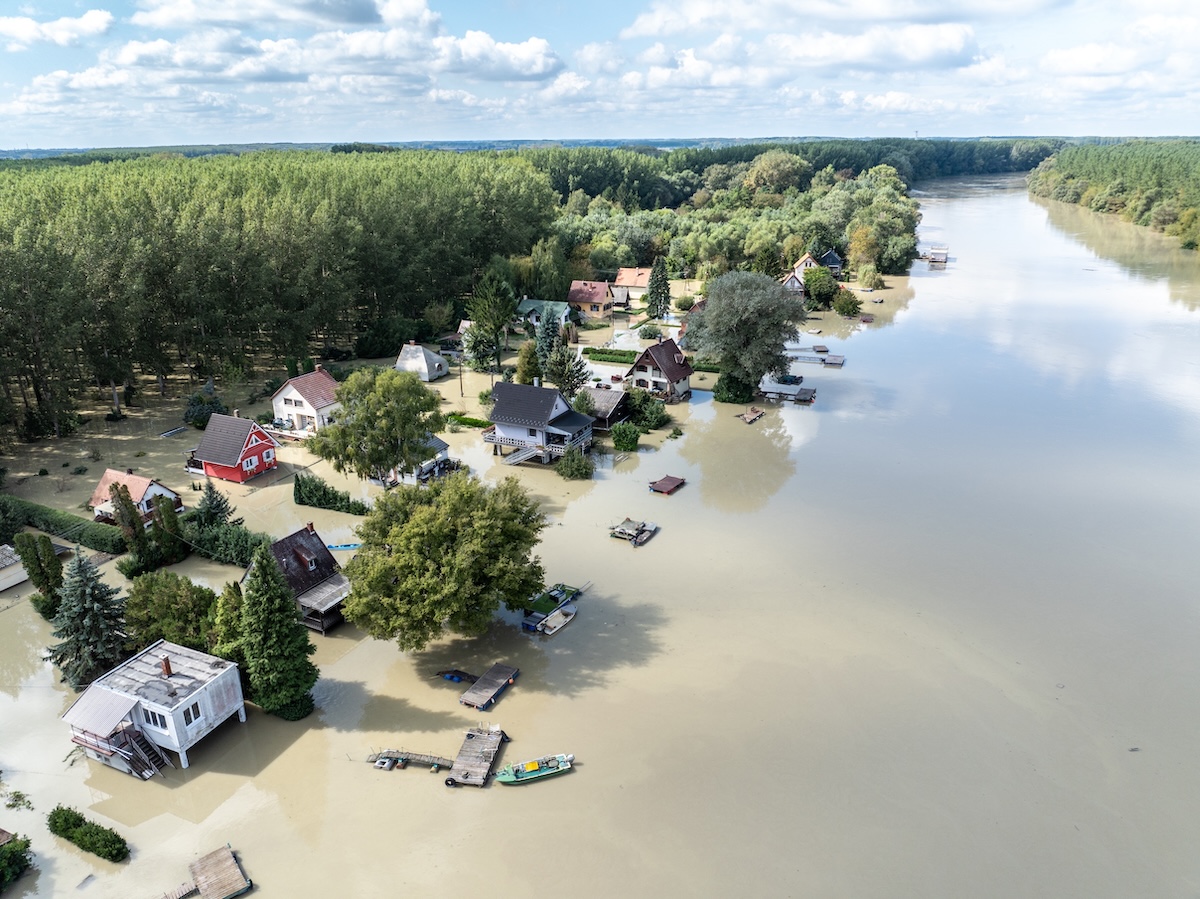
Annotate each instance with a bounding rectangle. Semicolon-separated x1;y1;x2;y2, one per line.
1027;141;1200;249
0;138;1055;443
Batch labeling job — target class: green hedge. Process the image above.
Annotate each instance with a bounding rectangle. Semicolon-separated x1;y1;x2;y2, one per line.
0;495;126;554
581;348;638;363
47;805;129;862
685;356;721;373
183;520;271;568
294;472;369;515
448;413;490;428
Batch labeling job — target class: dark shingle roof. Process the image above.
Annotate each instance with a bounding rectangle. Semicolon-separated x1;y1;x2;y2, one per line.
579;386;625;420
490;382;562;428
631;338;694;383
193;414;261;468
269;526;340;597
274;367;339;410
548;410;593;434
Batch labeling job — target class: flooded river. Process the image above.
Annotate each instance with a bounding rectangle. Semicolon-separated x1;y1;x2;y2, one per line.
4;175;1200;897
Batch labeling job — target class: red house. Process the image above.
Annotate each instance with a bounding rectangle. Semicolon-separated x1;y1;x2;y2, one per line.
185;413;280;483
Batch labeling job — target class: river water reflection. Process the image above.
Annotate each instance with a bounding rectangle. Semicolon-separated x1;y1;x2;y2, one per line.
3;175;1200;897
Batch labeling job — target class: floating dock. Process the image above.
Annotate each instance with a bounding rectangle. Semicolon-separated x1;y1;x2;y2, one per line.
444;726;508;787
458;663;519;710
790;353;844;367
367;748;455;771
649;475;686;495
760;386;816;405
155;845;252;899
737;407;765;424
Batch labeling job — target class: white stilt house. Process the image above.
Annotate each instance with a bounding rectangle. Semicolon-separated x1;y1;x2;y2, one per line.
62;640;246;778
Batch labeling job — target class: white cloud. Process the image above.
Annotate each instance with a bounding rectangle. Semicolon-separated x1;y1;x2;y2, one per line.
131;0;384;29
0;10;112;51
1040;42;1140;77
433;31;562;81
575;41;623;74
540;71;590;101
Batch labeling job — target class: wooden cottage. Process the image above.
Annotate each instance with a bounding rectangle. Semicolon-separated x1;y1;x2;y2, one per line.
185;414;279;483
577;386;629;432
271;365;341;436
88;468;184;525
627;338;694;400
62;640;246;778
483;382;594;465
262;523;350;634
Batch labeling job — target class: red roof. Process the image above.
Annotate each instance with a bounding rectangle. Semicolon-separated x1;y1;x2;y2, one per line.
89;469;176;509
615;267;652;289
274;367;339;410
567;281;610;306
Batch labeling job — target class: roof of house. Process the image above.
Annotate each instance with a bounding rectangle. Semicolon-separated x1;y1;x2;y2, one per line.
424;434;450;455
395;342;448;378
516;299;570;320
578;386;626;420
614;267;652;288
269;525;341;599
193;414;276;468
547;410;594;434
273;367;339;410
611;285;631;304
630;338;694;382
567;281;610;306
70;640;235;718
0;544;21;571
490;382;570;429
818;248;843;267
89;468;177;509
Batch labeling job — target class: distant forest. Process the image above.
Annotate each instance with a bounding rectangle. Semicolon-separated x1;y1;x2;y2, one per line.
1027;140;1200;249
0;138;1057;442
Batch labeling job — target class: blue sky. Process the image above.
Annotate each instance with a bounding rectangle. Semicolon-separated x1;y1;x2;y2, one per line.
2;0;1198;148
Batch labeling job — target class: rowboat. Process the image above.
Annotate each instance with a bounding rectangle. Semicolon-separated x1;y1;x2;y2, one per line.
538;603;577;636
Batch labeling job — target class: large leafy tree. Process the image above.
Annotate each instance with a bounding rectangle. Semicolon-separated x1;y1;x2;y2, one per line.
344;472;546;652
645;256;671;319
125;570;217;653
46;554;127;690
240;543;319;718
802;266;839;310
307;367;445;482
688;271;806;403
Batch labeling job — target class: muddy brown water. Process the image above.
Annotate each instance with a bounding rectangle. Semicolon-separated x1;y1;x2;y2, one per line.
4;175;1200;896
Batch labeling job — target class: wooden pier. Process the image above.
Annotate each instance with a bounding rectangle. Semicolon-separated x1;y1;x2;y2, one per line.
367;748;455;771
760;386;816;404
154;845;251;899
444;726;508;787
458;663;519;710
790;353;845;367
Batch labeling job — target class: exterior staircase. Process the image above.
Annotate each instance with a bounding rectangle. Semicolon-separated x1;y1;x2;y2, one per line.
128;731;173;777
504;445;542;465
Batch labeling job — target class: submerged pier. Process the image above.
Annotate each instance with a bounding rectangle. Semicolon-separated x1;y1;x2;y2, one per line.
444;726;508;787
458;663;519;710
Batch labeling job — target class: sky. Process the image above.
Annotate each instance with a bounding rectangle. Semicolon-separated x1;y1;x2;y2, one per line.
1;0;1198;149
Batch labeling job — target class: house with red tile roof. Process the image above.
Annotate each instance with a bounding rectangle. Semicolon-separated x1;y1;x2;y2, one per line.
271;365;341;435
614;267;653;299
567;280;612;320
88;469;184;525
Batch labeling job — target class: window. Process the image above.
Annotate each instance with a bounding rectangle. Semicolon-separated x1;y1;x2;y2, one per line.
242;456;257;471
590;304;599;312
528;428;537;437
183;702;202;727
142;708;167;729
283;397;295;406
263;448;275;463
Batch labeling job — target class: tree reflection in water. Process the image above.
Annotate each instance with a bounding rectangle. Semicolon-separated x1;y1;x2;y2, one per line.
679;405;796;513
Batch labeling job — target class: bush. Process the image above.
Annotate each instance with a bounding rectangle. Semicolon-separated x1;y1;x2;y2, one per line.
675;296;696;312
71;466;88;476
0;495;126;554
294;472;369;515
30;591;60;620
669;426;683;439
833;291;862;318
638;324;662;340
255;411;274;425
611;422;641;452
857;263;885;289
713;373;756;404
0;832;32;890
184;519;272;568
37;468;48;477
447;413;490;428
626;389;670;431
183;393;228;429
47;805;128;862
555;446;595;480
272;692;315;721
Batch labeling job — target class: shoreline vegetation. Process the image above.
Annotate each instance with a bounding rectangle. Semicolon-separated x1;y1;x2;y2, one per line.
1027;140;1200;249
0;138;1054;447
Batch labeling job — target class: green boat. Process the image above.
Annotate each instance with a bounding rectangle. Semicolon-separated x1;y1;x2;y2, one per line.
493;753;575;785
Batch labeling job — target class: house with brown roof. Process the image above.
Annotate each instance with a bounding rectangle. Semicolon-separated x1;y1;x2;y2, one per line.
627;337;694;400
254;523;350;634
185;414;279;484
614;267;653;299
576;386;629;432
271;365;341;437
567;280;612;320
88;469;184;525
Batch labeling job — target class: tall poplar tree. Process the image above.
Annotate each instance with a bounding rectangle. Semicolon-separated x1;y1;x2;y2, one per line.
13;533;64;620
240;543;319;719
46;554;127;690
645;256;671;320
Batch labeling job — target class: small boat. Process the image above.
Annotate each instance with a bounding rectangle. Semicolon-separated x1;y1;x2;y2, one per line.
538;603;577;635
494;753;575;785
807;328;822;335
610;518;645;541
631;522;658;547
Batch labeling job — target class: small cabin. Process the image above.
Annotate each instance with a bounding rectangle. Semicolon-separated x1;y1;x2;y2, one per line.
185;414;279;484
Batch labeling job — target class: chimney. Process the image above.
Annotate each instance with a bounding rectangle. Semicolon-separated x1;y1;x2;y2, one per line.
233;409;239;418
533;377;541;388
160;654;173;677
306;521;315;534
315;363;323;372
409;339;416;345
126;468;134;475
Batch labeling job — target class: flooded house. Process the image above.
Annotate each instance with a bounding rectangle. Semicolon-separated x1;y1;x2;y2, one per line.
259;523;350;634
61;640;246;778
185;413;280;483
395;341;449;382
627;337;694;400
88;468;184;525
567;280;613;321
270;365;341;436
483;381;594;465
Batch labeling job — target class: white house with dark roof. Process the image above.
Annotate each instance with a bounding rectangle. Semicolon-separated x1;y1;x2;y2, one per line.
516;298;571;329
88;468;184;525
271;365;341;436
61;640;246;778
483;382;594;465
627;337;695;400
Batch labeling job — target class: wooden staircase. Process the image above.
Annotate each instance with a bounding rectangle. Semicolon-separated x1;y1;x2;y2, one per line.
124;732;173;778
504;445;542;465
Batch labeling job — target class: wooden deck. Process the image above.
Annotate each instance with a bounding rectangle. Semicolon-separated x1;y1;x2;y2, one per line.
459;663;519;710
737;407;765;424
444;727;508;787
368;749;455;770
190;846;251;899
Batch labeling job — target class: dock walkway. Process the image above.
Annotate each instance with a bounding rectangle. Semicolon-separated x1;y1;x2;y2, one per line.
367;749;455;770
444;726;508;787
154;846;251;899
459;663;518;710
